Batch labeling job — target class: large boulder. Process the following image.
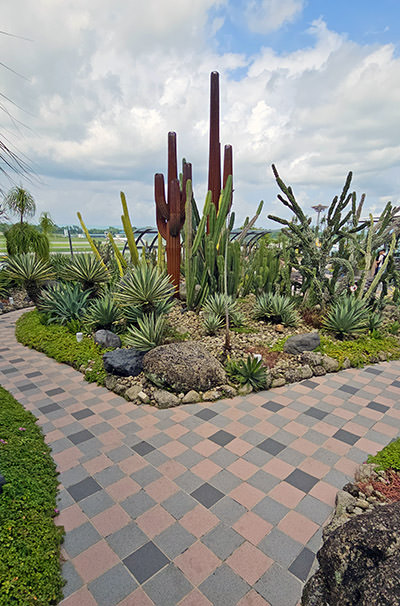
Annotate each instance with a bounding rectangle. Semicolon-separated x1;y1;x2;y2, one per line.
103;348;144;377
302;501;400;606
94;329;121;349
284;332;320;355
142;342;226;393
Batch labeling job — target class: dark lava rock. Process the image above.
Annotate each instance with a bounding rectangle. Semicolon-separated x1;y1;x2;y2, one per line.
94;329;121;349
142;341;226;393
302;501;400;606
103;348;144;377
283;332;320;355
343;482;360;498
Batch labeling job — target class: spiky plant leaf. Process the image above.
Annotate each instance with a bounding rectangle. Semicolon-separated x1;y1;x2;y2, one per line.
322;296;369;339
226;355;267;391
202;293;238;324
4;253;55;304
84;294;123;331
116;262;174;314
124;313;166;351
124;298;172;325
203;312;224;335
254;293;299;327
60;254;109;291
37;283;91;325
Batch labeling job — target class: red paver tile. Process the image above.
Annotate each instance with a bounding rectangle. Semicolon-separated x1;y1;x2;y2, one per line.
180;505;219;538
145;477;179;501
60;587;98;606
160;440;188;458
164;424;189;439
373;421;398;437
284;421;308;437
191;459;222;481
309;480;338;506
359;408;382;420
278;510;319;544
175;541;221;585
331;408;354;420
136;427;160;441
268;482;304;508
72;540;119;583
195;423;220;438
262;458;295;479
225;437;254;456
334;457;359;476
254;420;278;435
355;437;383;455
312;421;338;437
291;438;319;456
230;482;265;509
298;457;331;479
227;542;273;584
247;394;268;405
193;440;220;456
342;421;368;436
178;589;213;606
224;408;247;421
232;512;272;545
237;589;271;606
92;504;131;536
157;460;187;480
83;454;113;475
45;429;65;443
117;588;155;605
56;504;87;532
106;476;141;501
227;459;259;481
118;456;147;475
136;505;175;538
323;438;350;456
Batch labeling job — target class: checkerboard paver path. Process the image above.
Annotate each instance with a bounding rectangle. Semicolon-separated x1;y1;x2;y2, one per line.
1;309;399;606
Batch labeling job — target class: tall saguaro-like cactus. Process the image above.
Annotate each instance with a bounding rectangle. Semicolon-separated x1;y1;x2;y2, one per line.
154;132;192;292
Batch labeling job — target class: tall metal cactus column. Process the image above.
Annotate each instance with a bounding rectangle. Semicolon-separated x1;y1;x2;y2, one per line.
208;71;233;215
154;131;191;293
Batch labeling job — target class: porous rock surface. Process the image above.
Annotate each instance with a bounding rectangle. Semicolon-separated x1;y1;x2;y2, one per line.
301;501;400;606
103;348;145;377
283;332;320;355
142;341;226;393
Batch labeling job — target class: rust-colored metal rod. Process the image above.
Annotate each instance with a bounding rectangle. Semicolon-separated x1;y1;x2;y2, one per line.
167;132;178;190
208;71;221;211
223;144;233;210
166;178;181;290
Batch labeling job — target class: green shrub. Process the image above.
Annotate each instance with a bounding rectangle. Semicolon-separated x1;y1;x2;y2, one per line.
226;355;267;391
5;223;50;259
368;311;383;333
254;293;299;326
60;253;109;292
124;313;166;351
3;253;55;305
117;262;174;319
318;334;400;368
15;310;108;385
387;320;400;335
0;269;11;298
0;386;64;605
367;438;400;471
322;296;369;339
84;294;123;331
38;283;91;325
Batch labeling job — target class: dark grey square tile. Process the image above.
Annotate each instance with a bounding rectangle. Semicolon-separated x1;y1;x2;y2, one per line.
304;407;328;420
367;401;389;413
364;367;382;375
257;437;286;455
285;469;319;493
288;547;315;581
391;379;400;387
131;441;156;456
191;483;224;508
338;384;358;395
67;477;101;501
26;370;42;378
123;541;169;584
39;402;62;414
208;430;235;447
18;382;37;391
195;408;218;421
333;428;360;445
72;408;95;420
2;367;18;374
261;401;283;412
301;380;319;388
45;387;65;396
88;564;137;606
68;429;95;445
9;357;24;363
143;563;193;606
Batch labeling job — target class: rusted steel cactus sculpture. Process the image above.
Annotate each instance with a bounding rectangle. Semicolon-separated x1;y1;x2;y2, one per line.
154;131;192;292
154;71;233;293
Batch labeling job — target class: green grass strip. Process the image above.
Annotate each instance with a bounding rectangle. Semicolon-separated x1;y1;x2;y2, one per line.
15;310;108;385
368;438;400;471
0;386;64;605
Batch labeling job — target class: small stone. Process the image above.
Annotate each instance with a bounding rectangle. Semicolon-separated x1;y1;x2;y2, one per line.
271;377;286;388
363;483;374;497
341;357;351;369
203;389;220;401
138;391;150;404
346;505;355;513
353;506;364;514
355;499;370;510
182;390;201;404
275;324;284;333
313;365;326;376
125;385;142;401
283;332;320;355
378;352;387;361
219;384;237;397
321;355;339;372
343;483;360;498
105;375;117;390
238;383;253;395
153;388;180;409
113;383;126;396
79;364;86;373
94;329;121;349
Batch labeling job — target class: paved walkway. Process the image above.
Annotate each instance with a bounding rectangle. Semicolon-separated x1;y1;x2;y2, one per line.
1;310;400;606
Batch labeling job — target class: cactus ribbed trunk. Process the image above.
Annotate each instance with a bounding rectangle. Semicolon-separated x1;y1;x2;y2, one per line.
208;71;221;212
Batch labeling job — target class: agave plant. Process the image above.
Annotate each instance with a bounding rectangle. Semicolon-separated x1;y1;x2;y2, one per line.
225;355;267;391
60;253;109;292
84;294;123;331
202;312;224;335
4;253;55;304
37;283;91;324
116;262;174;317
124;313;166;351
322;296;369;339
0;270;11;298
368;311;383;333
254;293;299;327
124;298;173;325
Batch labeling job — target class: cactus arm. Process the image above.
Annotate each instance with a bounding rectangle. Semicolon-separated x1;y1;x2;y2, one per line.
363;232;396;301
120;192;140;265
76;212;106;267
192;191;212;255
357;215;374;298
237;199;264;243
108;233;126;277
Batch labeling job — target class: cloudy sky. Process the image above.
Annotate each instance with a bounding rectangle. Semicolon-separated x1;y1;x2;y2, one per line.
1;0;400;228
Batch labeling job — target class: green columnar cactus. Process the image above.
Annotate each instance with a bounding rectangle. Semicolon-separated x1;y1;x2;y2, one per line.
76;212;107;267
108;233;127;277
120;192;139;266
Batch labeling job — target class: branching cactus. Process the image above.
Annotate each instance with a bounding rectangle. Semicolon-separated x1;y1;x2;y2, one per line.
154;131;191;293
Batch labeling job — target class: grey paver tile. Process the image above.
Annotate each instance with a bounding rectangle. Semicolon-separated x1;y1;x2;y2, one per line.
79;490;114;517
143;563;193;606
258;528;303;566
153;522;196;559
88;564;137;606
106;522;148;559
255;563;302;606
199;564;249;606
63;521;101;557
120;491;156;518
202;523;244;559
61;561;83;598
162;491;198;519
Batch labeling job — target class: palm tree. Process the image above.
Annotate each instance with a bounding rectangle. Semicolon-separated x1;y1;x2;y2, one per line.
4;186;36;224
39;211;55;237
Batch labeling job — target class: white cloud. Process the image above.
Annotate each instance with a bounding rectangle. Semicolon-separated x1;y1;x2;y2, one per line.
245;0;305;34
